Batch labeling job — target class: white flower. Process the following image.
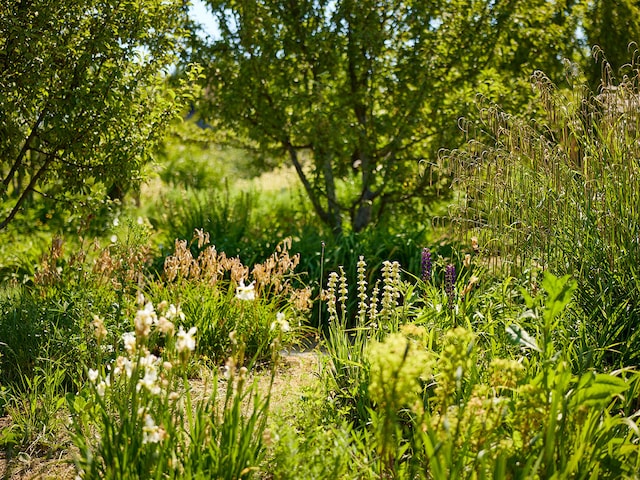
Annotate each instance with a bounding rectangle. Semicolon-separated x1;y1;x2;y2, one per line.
135;302;157;339
142;414;166;444
166;304;185;321
114;356;134;378
88;368;99;383
271;312;290;332
136;291;146;306
157;316;175;336
123;331;137;355
176;326;197;353
96;377;110;397
137;363;161;395
235;280;256;301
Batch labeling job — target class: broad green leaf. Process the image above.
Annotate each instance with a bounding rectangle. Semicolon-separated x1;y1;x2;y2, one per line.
506;323;540;352
570;372;630;409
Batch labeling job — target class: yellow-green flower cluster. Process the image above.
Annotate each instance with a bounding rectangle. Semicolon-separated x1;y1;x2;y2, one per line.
367;328;432;413
434;327;475;405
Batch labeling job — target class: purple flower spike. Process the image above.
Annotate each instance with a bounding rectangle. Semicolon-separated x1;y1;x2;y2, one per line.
445;264;456;307
421;247;432;283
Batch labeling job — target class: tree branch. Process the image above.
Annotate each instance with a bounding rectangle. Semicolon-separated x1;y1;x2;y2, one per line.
0;156;53;231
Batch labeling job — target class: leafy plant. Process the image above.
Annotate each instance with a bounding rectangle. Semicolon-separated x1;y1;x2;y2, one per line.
68;300;273;479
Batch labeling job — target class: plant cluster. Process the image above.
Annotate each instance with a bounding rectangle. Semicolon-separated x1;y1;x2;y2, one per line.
319;256;640;478
68;299;273;479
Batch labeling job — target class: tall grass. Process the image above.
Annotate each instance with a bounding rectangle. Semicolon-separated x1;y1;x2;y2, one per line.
449;56;640;366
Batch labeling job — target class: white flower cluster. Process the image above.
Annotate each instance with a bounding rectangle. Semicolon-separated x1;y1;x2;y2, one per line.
86;299;196;395
270;312;290;333
85;299;197;448
235;279;256;301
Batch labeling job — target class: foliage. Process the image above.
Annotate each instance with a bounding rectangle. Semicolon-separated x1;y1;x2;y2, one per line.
152;232;311;364
191;0;580;234
67;300;272;479
0;222;154;386
319;258;640;479
579;0;640;88
0;0;198;231
448;58;640;366
0;361;67;456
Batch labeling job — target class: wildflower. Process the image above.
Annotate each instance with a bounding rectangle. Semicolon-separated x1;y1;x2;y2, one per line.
142;414;166;444
421;247;432;283
194;228;210;249
96;378;110;397
88;368;99;383
92;315;107;344
367;332;432;411
471;236;480;254
380;260;401;322
445;264;456;308
461;275;480;297
369;280;380;322
135;302;157;339
114;355;134;378
235;279;256;301
338;266;348;313
176;326;197;354
123;331;136;355
357;256;368;324
166;303;185;321
271;312;290;332
325;271;339;324
463;253;472;269
136;291;146;306
137;356;161;395
157;316;175;336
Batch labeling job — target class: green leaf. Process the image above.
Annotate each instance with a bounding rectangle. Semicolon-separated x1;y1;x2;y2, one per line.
541;272;577;321
506;323;540;352
570;372;630;409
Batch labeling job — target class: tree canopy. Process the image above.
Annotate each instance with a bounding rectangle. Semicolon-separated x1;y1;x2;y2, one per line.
192;0;582;234
0;0;197;230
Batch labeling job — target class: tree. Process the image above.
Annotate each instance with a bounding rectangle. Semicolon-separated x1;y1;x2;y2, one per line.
0;0;197;231
579;0;640;88
192;0;581;235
